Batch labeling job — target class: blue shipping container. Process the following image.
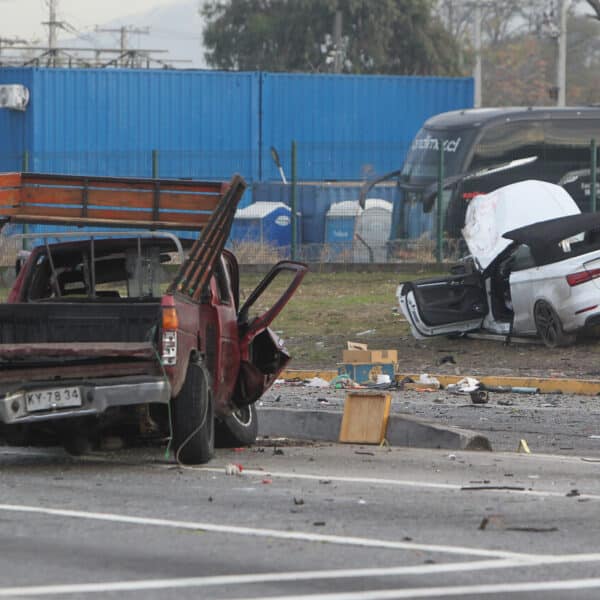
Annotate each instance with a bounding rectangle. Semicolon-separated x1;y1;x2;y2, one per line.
260;72;473;180
0;68;473;185
0;68;261;180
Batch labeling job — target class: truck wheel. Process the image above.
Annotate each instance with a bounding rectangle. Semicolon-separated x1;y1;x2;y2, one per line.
215;404;258;447
172;362;214;465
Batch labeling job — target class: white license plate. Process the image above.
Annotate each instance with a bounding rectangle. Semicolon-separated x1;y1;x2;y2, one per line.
25;387;82;413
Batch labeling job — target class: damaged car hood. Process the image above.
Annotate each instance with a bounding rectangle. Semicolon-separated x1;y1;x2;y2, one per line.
461;180;580;271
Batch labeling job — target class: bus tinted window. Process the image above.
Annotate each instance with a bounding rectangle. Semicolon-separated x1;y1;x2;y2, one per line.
470;122;544;171
543;120;600;212
400;127;475;182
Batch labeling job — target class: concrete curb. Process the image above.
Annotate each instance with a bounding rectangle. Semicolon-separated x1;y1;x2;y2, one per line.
280;369;600;396
258;408;492;452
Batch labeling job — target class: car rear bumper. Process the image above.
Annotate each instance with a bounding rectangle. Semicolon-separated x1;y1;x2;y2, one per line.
0;376;171;425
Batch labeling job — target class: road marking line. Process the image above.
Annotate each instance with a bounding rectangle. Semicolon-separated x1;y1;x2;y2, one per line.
4;557;600;596
0;560;523;597
226;577;600;599
0;503;526;559
194;466;600;501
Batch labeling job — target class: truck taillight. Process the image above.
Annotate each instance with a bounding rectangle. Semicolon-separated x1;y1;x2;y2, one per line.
566;268;600;287
162;307;179;330
161;307;178;366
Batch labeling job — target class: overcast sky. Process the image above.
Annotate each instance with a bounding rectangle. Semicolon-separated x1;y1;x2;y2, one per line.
0;0;205;66
0;0;182;40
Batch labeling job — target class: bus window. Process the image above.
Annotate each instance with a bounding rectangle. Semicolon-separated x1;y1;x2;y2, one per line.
469;122;544;172
544;120;600;198
400;127;476;184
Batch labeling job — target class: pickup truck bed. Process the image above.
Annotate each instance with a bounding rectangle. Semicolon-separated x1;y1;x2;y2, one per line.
0;301;160;344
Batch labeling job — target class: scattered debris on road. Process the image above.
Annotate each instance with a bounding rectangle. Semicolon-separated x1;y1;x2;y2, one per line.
447;377;480;395
470;390;490;404
225;463;243;475
518;439;532;454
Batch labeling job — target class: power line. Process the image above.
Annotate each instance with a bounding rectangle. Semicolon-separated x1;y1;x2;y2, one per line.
0;3;182;69
94;25;151;68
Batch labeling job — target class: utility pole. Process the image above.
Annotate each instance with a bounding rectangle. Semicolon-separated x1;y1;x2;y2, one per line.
332;9;343;74
95;25;151;68
42;0;63;67
556;0;568;106
473;1;482;108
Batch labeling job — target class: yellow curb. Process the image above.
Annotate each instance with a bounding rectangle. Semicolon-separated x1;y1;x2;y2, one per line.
399;374;600;396
280;369;600;396
280;369;338;381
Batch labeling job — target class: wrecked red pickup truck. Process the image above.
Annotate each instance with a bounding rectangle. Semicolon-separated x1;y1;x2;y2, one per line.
0;172;307;464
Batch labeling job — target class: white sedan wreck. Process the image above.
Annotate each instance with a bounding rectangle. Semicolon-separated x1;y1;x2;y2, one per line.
398;180;600;347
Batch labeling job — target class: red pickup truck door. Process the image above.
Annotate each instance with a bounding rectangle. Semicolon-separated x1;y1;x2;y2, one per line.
234;261;308;406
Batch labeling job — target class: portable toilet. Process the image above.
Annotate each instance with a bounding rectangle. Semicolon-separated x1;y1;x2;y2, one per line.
325;200;362;260
229;202;295;247
354;198;393;262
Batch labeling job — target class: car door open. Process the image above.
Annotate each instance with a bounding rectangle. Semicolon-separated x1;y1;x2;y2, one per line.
399;269;487;338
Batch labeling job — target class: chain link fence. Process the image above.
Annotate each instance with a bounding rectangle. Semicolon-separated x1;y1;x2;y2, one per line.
2;139;598;268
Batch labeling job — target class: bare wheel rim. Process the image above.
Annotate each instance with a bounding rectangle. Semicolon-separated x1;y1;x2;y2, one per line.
535;302;559;345
232;406;252;427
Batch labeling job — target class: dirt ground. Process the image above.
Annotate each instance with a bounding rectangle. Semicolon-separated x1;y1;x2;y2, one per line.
333;331;600;379
281;327;600;379
240;270;600;379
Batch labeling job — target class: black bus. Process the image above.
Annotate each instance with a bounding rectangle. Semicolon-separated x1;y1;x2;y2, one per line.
396;106;600;237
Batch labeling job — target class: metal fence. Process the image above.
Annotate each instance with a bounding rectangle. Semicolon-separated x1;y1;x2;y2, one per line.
1;139;599;268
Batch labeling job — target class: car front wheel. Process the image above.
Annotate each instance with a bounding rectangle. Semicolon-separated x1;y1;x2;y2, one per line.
534;301;575;348
215;404;258;447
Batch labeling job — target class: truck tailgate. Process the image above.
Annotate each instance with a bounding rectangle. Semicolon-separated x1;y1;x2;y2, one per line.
0;303;162;383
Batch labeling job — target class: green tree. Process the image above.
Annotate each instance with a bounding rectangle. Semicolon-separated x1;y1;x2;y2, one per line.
201;0;464;75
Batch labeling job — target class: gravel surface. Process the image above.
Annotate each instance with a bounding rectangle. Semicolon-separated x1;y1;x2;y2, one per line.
260;380;600;456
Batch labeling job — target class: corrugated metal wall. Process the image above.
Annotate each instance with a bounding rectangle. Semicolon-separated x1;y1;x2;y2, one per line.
0;67;472;186
260;73;473;180
1;68;261;180
0;68;33;171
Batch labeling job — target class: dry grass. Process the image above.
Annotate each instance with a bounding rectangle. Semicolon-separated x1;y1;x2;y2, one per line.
239;269;440;367
228;241;287;264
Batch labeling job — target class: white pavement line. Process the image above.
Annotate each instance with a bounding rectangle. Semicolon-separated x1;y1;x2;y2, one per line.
196;466;600;502
0;560;526;597
4;558;600;597
0;503;526;560
226;577;600;599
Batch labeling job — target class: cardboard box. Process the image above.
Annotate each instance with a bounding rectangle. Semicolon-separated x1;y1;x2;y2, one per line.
338;362;396;384
342;349;398;364
339;392;391;444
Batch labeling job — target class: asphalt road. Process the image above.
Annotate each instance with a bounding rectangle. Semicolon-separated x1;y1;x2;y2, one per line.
3;420;600;599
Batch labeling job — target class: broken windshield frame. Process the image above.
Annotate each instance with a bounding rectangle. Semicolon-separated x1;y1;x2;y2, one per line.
15;231;186;301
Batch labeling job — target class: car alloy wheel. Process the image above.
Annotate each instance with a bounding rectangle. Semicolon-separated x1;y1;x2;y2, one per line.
534;301;574;348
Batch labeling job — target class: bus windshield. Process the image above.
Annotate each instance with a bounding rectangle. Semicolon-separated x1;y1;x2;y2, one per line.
400;127;476;184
